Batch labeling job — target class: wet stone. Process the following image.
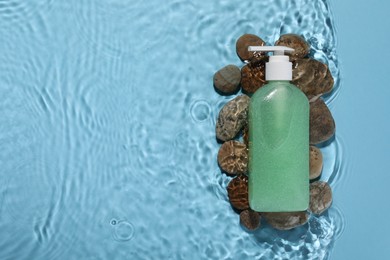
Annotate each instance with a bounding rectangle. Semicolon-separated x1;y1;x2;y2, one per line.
218;140;248;175
213;65;241;95
292;58;334;96
216;95;250;142
310;146;323;180
262;211;309;230
275;34;310;61
309;181;332;215
310;98;335;144
243;125;249;147
236;34;265;62
240;209;261;231
227;175;249;210
241;62;266;94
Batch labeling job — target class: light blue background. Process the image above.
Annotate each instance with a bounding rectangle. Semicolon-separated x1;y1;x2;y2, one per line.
331;0;390;258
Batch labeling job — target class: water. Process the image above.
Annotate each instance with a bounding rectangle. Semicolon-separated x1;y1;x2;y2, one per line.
0;0;344;259
329;0;390;259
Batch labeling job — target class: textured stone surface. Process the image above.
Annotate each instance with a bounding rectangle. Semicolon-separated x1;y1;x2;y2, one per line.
241;62;266;94
262;211;309;230
309;181;332;215
243;125;249;147
227;175;249;210
292;58;334;96
275;34;310;61
310;146;323;180
218;140;248;175
310;98;335;144
213;64;241;95
216;95;250;142
236;34;265;62
240;209;261;231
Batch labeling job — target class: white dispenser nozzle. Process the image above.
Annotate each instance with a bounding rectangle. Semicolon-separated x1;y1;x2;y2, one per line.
248;46;294;81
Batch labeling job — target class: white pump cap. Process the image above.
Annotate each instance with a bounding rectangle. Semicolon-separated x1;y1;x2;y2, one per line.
248;46;294;81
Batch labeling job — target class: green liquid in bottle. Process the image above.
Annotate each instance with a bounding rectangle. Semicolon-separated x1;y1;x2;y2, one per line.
248;80;309;212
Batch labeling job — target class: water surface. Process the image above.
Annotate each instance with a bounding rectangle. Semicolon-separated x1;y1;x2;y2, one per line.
0;0;343;259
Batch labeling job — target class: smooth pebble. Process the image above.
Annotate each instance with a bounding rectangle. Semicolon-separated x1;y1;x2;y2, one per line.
240;209;261;231
236;34;265;62
292;58;334;96
310;98;335;144
275;34;310;61
309;181;332;215
227;175;249;210
310;146;323;180
241;62;266;94
218;140;248;175
216;95;250;142
213;65;241;95
262;211;309;230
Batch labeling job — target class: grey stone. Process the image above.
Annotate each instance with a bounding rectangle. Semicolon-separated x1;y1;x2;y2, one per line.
216;95;250;142
309;181;332;215
213;65;241;95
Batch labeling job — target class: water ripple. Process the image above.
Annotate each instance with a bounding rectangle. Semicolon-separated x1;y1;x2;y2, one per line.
0;0;54;25
69;0;172;58
318;136;345;186
248;205;345;259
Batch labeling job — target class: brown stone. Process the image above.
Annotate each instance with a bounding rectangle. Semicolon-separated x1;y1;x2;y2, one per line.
213;64;241;95
292;58;334;97
216;95;250;142
262;211;309;230
310;98;335;144
218;140;248;175
309;181;332;215
240;209;261;231
241;62;266;94
275;34;310;61
310;146;323;180
227;175;249;210
236;34;265;62
243;125;249;147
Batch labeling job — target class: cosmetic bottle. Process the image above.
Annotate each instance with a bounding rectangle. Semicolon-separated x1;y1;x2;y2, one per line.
247;46;309;212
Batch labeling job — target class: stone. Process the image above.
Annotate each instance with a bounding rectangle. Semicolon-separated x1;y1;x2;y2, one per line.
218;140;248;175
236;34;266;62
310;98;335;144
292;58;334;96
240;209;261;231
227;175;249;210
243;125;249;147
309;181;332;215
262;211;309;230
310;146;323;180
216;95;250;142
241;62;266;94
213;65;241;95
275;34;310;61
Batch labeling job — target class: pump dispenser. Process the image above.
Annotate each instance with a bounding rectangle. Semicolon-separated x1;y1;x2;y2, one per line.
247;46;309;212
